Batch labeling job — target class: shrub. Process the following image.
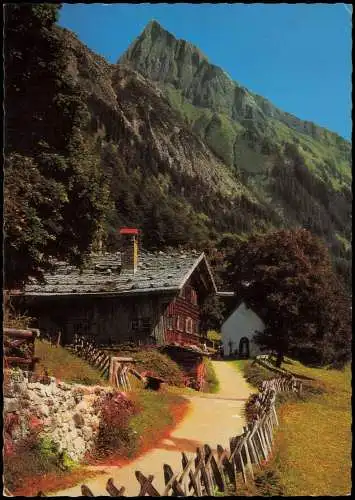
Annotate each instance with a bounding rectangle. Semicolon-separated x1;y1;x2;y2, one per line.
203;357;219;393
3;431;72;492
117;348;185;387
254;468;284;496
245;393;261;423
243;361;275;389
94;391;139;458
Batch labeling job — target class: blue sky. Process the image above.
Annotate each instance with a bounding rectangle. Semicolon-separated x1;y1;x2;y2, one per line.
59;3;352;140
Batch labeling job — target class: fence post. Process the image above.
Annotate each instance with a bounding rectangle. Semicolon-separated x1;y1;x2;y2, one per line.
204;443;226;493
196;447;213;495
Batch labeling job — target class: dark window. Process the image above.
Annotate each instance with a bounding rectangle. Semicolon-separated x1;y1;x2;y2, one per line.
131;320;139;331
177;315;183;332
141;317;151;330
131;318;151;331
72;320;89;335
185;317;193;334
167;316;173;330
191;289;198;305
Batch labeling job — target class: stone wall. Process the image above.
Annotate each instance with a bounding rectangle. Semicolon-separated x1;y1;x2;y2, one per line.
4;369;113;461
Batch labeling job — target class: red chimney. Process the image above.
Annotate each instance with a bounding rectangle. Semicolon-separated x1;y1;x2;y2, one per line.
119;228;139;273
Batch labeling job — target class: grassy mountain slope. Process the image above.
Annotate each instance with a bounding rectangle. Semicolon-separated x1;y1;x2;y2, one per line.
119;21;351;185
119;20;352;287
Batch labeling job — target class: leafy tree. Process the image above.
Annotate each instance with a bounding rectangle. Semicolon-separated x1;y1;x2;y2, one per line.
4;4;110;287
225;229;351;367
200;295;226;333
207;330;222;348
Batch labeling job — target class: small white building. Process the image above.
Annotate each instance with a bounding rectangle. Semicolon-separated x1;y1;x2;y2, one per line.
220;301;265;358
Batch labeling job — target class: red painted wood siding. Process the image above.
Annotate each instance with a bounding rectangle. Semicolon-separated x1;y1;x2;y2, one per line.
163;285;202;345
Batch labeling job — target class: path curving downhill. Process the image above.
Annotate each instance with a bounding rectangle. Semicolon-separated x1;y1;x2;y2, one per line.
51;361;254;497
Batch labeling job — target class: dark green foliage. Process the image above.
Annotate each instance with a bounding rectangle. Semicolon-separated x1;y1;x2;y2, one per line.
226;229;352;367
4;4;110;287
200;295;226;332
271;146;352;289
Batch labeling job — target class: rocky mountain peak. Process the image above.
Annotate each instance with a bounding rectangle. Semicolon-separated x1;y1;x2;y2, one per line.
118;21;352;149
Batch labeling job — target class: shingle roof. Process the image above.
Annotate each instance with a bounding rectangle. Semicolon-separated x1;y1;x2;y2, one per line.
22;250;215;296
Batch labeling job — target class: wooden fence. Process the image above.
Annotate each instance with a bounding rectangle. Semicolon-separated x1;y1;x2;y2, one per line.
70;335;145;390
255;354;314;382
35;373;301;497
3;328;40;371
70;334;112;379
254;354;290;376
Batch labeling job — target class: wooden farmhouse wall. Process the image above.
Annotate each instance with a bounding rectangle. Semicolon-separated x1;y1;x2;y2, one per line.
20;293;175;346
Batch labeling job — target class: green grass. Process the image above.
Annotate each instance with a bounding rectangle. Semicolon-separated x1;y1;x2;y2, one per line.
269;119;351;191
231;359;275;389
128;390;188;453
113;348;186;387
276;361;351;496
34;340;107;386
202;357;219;393
239;358;351;496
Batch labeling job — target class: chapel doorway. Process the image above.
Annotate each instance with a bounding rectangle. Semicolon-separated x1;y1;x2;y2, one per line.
239;337;250;359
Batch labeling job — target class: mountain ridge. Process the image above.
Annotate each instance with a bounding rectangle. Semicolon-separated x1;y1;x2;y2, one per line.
119;20;352;145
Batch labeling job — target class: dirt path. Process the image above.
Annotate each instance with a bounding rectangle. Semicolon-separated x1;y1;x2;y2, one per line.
51;361;254;497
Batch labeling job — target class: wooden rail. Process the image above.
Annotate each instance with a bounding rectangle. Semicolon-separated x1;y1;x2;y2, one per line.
4;328;40;371
69;335;146;390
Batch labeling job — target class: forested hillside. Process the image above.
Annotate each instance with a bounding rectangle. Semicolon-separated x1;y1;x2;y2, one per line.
120;20;352;288
4;6;352;291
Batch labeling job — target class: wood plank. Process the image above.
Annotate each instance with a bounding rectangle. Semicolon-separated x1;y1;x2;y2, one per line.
196;447;213;495
81;485;94;496
4;328;35;338
135;471;160;497
204;443;226;492
179;454;195;495
163;463;186;496
217;444;235;485
106;478;125;497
